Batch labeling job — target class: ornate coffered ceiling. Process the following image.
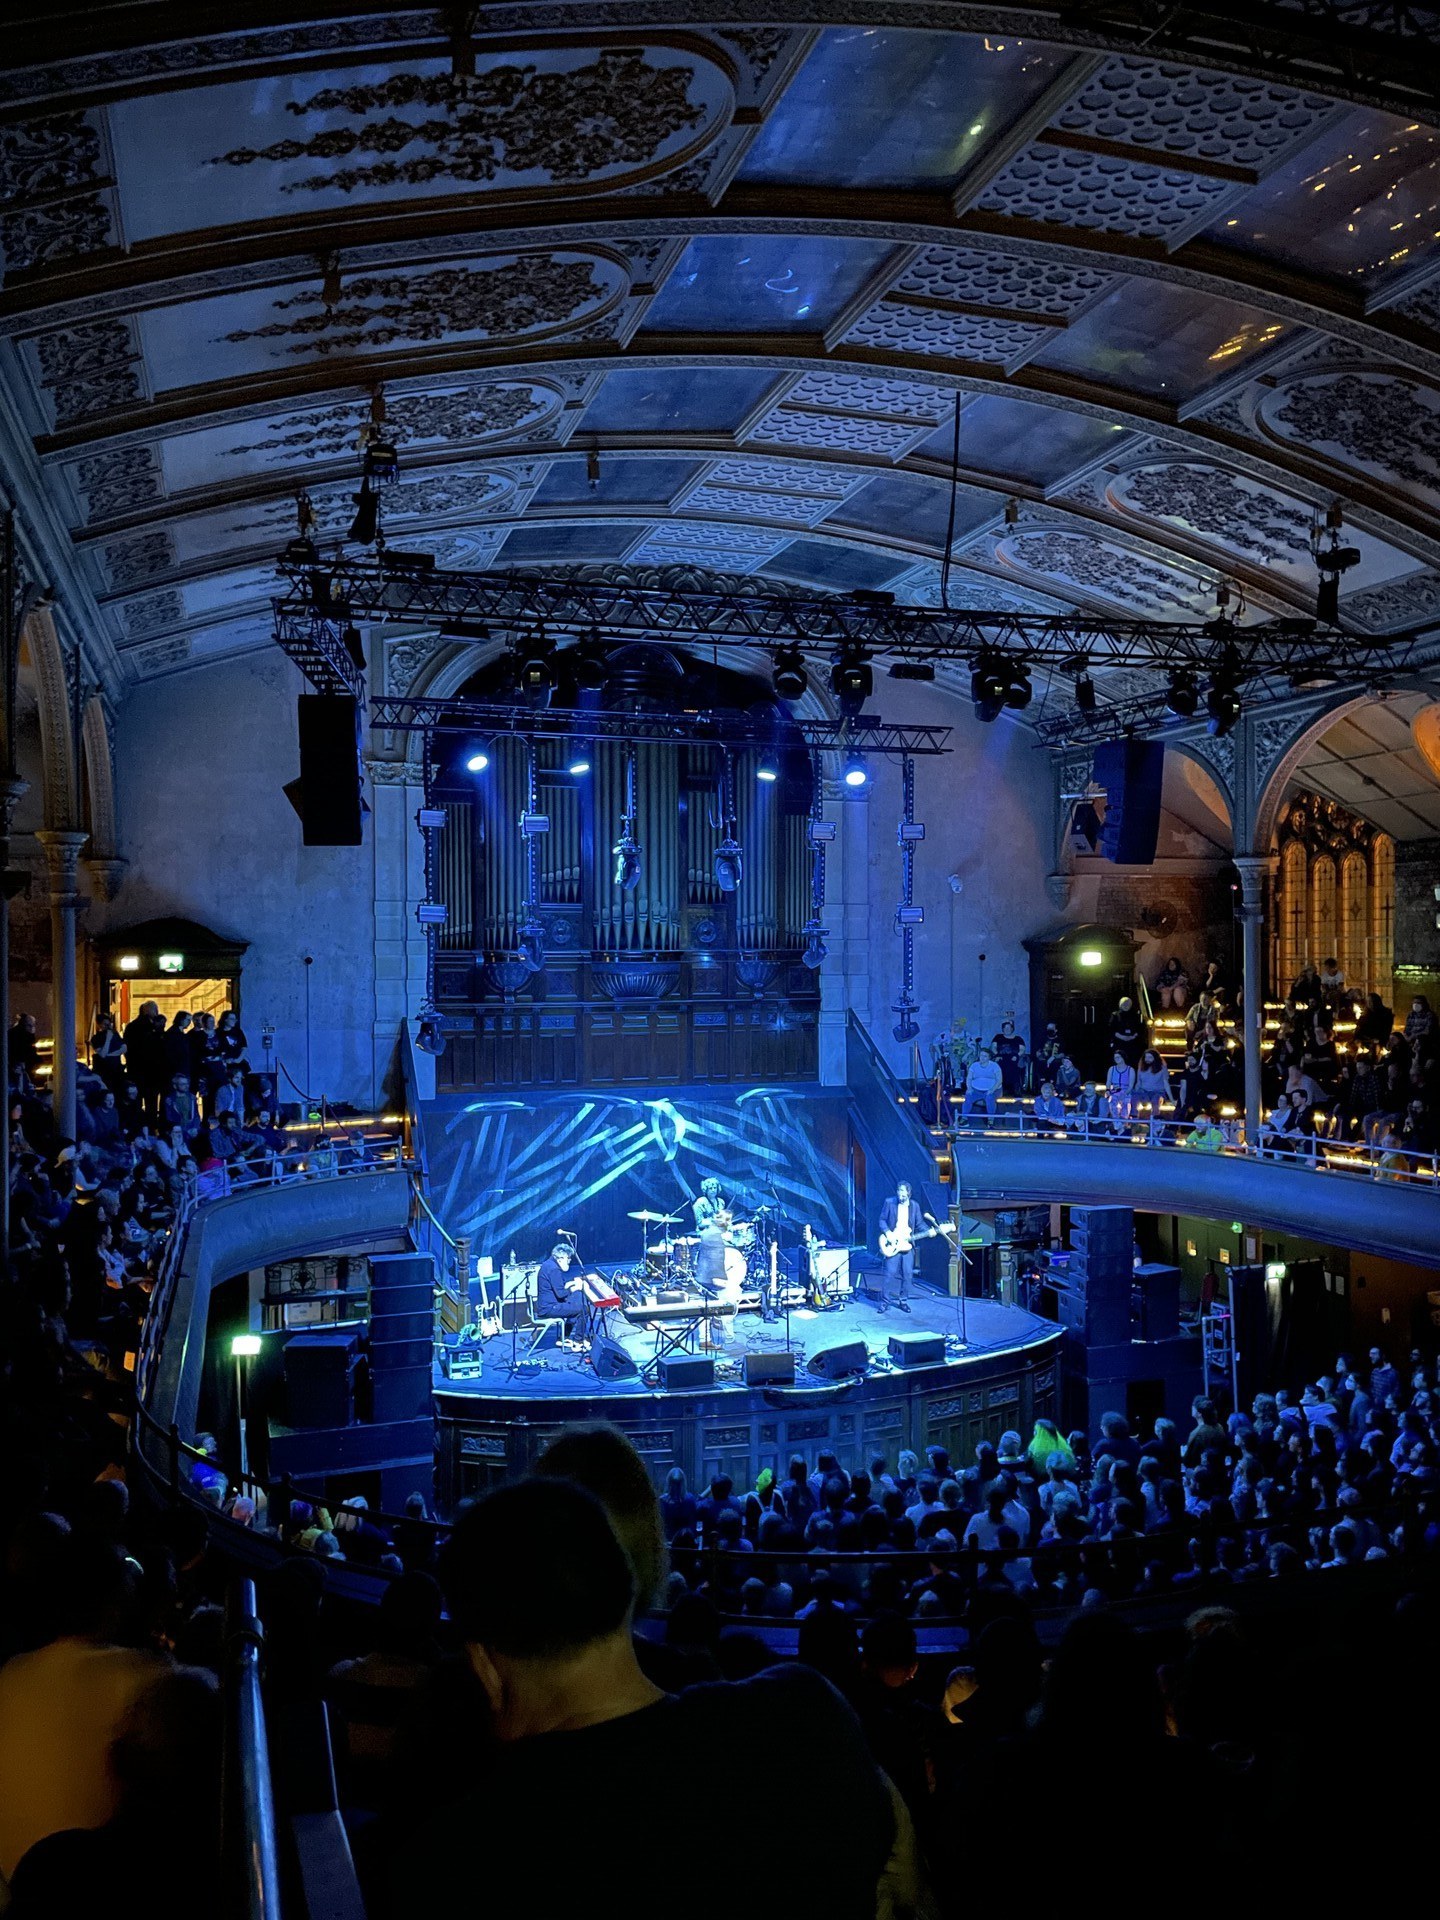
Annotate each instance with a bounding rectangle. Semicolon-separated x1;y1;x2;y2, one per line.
0;5;1437;699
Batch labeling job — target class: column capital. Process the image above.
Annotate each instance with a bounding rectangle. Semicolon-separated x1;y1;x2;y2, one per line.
1231;852;1274;913
83;854;128;903
35;828;90;899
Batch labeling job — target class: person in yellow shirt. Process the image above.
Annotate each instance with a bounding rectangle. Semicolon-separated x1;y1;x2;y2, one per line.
0;1533;164;1884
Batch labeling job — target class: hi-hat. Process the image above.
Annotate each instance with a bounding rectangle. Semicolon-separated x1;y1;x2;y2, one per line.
628;1209;682;1222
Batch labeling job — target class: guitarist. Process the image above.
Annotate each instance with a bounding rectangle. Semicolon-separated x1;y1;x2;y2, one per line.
878;1181;924;1314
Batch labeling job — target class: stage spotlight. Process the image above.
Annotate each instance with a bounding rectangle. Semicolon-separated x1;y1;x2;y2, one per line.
570;635;607;690
714;834;744;893
464;744;490;773
830;647;872;717
565;739;592;775
614;835;642;890
842;751;869;789
970;655;1007;723
518;629;556;701
1206;674;1243;737
1166;669;1199;717
772;647;808;701
802;917;828;969
1003;663;1032;711
756;748;780;783
348;478;379;545
1075;672;1097;714
415;1009;447;1057
362;437;399;486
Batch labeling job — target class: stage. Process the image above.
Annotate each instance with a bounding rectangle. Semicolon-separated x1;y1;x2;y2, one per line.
432;1279;1063;1508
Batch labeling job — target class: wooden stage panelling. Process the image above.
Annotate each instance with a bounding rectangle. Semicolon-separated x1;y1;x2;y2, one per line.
434;1288;1063;1506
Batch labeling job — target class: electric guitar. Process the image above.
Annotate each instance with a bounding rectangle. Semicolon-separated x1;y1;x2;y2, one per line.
878;1215;957;1259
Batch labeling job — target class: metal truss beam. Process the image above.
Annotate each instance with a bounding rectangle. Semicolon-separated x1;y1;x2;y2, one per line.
370;694;951;758
273;557;1425;706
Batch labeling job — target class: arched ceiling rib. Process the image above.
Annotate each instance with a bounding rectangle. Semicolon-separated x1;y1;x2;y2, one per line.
0;9;1438;686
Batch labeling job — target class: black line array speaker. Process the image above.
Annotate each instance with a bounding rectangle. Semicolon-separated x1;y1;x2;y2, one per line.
1136;1263;1181;1342
284;1331;358;1429
590;1333;640;1381
368;1253;433;1425
1093;738;1165;866
808;1338;869;1380
297;693;364;846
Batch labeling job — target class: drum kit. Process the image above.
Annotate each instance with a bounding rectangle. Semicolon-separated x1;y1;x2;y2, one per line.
626;1206;755;1301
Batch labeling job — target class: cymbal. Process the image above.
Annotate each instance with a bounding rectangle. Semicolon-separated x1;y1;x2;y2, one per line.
628;1209;682;1223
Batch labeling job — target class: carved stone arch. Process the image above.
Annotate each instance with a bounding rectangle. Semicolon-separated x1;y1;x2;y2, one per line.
1251;691;1390;856
80;696;117;856
19;606;77;830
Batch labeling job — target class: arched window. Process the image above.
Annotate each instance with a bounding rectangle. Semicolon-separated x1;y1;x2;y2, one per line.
1371;833;1395;1005
1339;850;1368;992
1309;854;1336;973
1278;838;1307;991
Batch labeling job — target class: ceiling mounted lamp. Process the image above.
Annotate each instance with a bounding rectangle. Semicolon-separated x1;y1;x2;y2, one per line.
970;654;1008;723
772;646;808;702
1166;669;1200;717
830;646;872;718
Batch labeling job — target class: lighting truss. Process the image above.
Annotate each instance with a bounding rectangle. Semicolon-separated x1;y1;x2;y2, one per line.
272;556;1427;728
371;694;951;759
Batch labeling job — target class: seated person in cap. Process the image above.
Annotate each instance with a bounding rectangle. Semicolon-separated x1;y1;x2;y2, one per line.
534;1241;586;1343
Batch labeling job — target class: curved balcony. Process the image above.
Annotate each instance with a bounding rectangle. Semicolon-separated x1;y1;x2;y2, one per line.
948;1117;1440;1270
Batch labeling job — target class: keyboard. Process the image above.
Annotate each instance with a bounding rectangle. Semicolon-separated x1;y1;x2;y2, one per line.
623;1298;719;1325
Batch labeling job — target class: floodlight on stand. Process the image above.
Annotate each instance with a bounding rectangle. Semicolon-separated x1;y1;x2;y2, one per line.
892;997;921;1044
231;1334;262;1359
801;917;828;969
772;646;808;701
842;751;869;789
898;820;926;844
1166;669;1199;717
830;647;872;717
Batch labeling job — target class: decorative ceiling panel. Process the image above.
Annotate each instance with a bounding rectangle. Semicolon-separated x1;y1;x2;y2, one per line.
912;395;1128;487
977;143;1240;244
641;234;897;333
0;110;120;278
840;301;1056;369
1254;369;1440;510
106;48;734;239
747;409;928;457
578;366;781;435
890;246;1113;319
629;521;789;568
1030;278;1291;400
980;523;1222;615
758;538;911;591
1051;57;1336;171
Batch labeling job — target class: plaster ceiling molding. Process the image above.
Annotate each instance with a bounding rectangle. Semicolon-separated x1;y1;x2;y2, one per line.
385;633;442;698
1051;56;1337;172
889;246;1114;321
629;520;789;568
711;28;808;104
894;563;1064;614
113;48;733;236
102;528;176;592
29;317;146;427
121;589;185;639
840;301;1057;371
71;445;165;522
1182;730;1235;801
1099;460;1342;591
1256;370;1440;511
747;408;931;458
130;635;191;675
1393;281;1440;337
994;527;1218;615
208;250;632;368
201;380;568;475
976;144;1240;246
551;559;802;600
0;112;118;279
746;368;953;460
678;454;865;528
1339;569;1440;633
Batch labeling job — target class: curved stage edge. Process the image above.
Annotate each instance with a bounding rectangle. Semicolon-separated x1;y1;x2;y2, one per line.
432;1291;1062;1508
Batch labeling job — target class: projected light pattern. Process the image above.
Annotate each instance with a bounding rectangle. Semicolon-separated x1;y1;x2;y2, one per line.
422;1086;851;1259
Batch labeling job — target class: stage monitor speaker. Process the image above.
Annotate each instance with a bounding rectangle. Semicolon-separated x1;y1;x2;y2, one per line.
658;1354;715;1389
744;1351;796;1386
500;1298;532;1331
808;1337;869;1381
888;1330;946;1367
297;693;363;846
1093;738;1165;866
590;1333;640;1381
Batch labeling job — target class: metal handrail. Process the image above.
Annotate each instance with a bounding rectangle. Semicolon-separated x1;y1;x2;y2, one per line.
935;1102;1440;1188
222;1578;282;1920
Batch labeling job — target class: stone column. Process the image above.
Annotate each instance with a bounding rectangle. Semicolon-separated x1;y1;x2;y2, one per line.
1232;853;1272;1150
1;775;30;1252
36;829;88;1140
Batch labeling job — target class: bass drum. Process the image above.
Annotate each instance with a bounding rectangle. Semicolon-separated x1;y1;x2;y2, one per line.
728;1221;756;1254
714;1245;747;1309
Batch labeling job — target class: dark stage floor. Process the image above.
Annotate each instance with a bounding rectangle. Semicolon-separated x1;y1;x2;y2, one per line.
439;1280;1057;1398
